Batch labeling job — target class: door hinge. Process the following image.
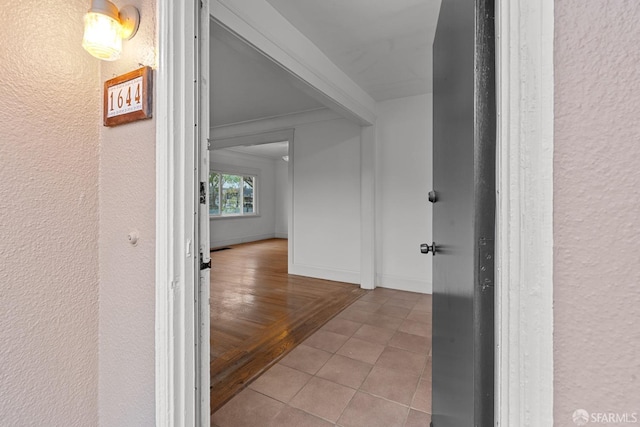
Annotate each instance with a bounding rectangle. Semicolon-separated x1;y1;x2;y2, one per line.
478;238;494;289
199;182;206;204
199;252;211;270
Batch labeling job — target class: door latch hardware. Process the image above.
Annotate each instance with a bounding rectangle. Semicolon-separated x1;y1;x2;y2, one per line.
420;242;437;256
199;252;211;270
199;182;206;204
428;190;438;203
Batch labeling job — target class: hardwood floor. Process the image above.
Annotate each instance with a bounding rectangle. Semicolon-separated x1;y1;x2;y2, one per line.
210;239;366;413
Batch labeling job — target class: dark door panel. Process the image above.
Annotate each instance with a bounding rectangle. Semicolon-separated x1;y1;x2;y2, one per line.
431;0;495;425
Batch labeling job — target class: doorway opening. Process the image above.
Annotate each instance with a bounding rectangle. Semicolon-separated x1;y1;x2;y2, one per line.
207;3;437;425
158;0;554;425
207;0;438;420
209;141;289;249
208;21;373;413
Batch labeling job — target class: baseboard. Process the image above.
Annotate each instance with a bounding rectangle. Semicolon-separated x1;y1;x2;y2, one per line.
211;233;276;248
376;274;432;294
275;232;288;239
289;263;360;285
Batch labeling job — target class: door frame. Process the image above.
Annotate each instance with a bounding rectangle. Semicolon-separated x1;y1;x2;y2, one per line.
495;0;554;425
155;0;210;426
155;0;554;425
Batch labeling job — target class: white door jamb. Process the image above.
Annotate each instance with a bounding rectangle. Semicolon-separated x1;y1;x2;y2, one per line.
155;0;206;425
495;0;554;425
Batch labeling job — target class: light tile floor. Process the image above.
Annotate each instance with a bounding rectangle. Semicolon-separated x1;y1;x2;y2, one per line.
212;288;432;427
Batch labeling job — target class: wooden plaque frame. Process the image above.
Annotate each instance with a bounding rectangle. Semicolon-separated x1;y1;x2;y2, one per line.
103;66;153;127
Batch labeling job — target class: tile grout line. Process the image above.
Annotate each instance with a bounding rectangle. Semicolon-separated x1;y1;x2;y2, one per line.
214;288;432;426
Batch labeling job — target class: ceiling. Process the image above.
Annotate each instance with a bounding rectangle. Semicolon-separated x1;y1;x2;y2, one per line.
210;1;441;127
264;0;441;101
218;141;290;160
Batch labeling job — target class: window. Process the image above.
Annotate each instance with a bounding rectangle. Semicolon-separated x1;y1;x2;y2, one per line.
209;171;256;217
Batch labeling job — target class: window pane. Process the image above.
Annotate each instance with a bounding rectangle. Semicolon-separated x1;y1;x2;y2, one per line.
222;174;241;215
209;172;220;215
243;176;254;213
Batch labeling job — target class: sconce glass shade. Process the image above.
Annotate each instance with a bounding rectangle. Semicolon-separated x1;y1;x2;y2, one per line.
82;11;122;61
81;0;139;61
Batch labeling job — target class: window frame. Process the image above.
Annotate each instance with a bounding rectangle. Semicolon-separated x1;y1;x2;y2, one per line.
208;169;258;219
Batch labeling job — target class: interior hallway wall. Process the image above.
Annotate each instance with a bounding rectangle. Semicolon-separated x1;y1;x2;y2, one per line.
97;0;157;425
375;94;432;293
275;158;289;238
291;118;361;283
210;149;278;247
554;0;640;422
0;1;100;425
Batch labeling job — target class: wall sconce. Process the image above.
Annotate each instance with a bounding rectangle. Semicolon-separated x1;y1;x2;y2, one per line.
82;0;140;61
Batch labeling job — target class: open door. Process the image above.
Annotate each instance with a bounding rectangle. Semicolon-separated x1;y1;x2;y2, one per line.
430;0;496;425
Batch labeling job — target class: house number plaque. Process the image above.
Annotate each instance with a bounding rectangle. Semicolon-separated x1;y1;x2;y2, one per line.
103;66;152;127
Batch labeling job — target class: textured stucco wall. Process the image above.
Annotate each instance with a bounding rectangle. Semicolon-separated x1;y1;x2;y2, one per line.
0;1;100;425
555;0;640;422
97;0;157;425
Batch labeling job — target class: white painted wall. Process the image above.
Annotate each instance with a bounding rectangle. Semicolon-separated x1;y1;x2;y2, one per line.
0;2;100;425
275;159;289;238
291;118;362;283
210;149;278;247
211;107;433;291
98;0;157;425
375;94;432;293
